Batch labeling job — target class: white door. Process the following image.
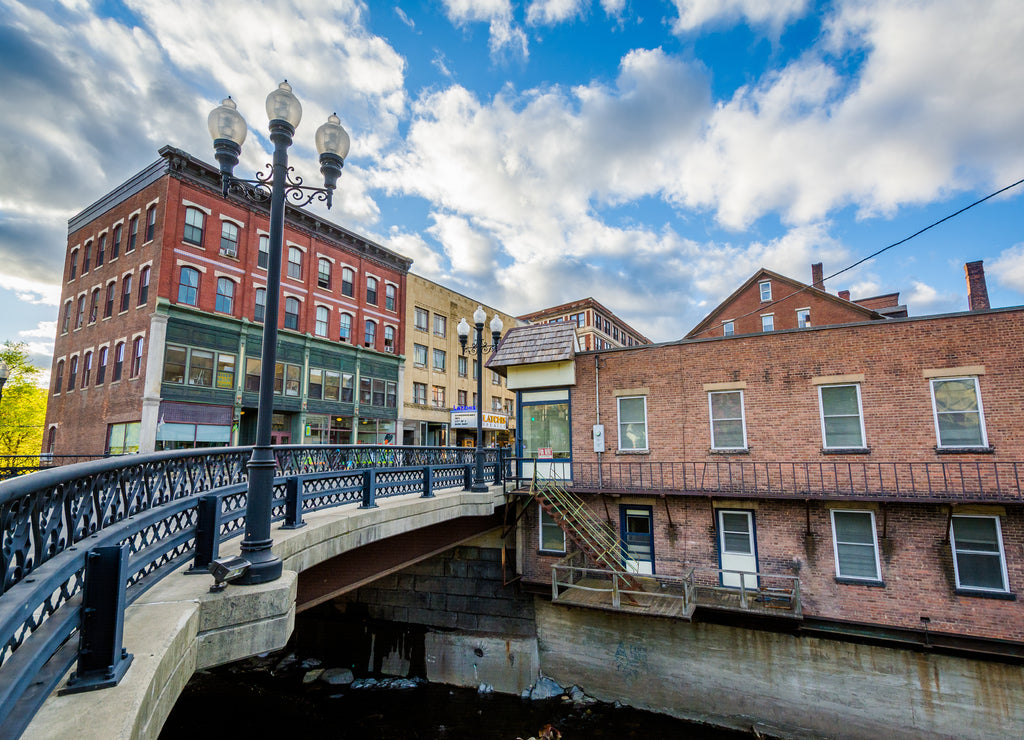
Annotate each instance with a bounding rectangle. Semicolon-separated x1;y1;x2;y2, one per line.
718;510;758;588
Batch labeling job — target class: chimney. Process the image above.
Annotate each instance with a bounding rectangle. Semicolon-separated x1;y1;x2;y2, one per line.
838;290;850;301
811;262;824;290
965;261;990;311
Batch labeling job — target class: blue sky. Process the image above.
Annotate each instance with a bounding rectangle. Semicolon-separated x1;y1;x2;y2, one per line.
1;0;1023;377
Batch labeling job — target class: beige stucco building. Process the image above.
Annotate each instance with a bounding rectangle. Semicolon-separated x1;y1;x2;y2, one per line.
401;274;521;447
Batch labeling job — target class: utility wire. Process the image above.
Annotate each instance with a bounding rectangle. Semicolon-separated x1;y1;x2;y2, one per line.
691;176;1024;338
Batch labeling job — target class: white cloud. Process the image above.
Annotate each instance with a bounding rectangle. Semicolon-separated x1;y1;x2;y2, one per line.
905;280;961;314
526;0;586;26
19;321;57;339
668;0;809;33
990;243;1024;294
395;6;416;29
439;0;528;60
0;275;62;307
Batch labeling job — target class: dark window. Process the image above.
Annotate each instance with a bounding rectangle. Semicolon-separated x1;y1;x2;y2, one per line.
339;313;351;341
96;234;106;267
284;296;300;330
384;325;395;352
120;274;132;312
178;267;199;305
385;284;396;311
138;266;150;305
258;235;269;269
75;295;85;329
183;208;204;246
113;342;125;381
287;247;302;279
61;301;71;333
82;351;92;387
82;241;91;273
215;277;235;313
69;249;78;280
366;277;378;305
127;215;138;252
145;205;157;242
88;289;99;324
315;306;329;336
130;337;143;378
54;359;64;394
318;259;331;289
245;358;261;392
104;282;115;318
47;427;56;454
364;320;376;347
341;267;354;297
96;346;108;385
254;288;266;323
112;225;122;258
67;355;78;389
220;221;238;256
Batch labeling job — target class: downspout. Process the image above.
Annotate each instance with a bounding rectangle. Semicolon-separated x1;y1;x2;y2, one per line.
595;354;602;489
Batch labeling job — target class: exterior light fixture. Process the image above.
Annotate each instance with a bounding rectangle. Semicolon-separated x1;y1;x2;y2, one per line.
457;307;505;492
208;556;252;593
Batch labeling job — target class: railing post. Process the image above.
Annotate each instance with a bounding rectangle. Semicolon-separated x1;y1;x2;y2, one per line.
612;573;621;608
421;466;434;498
463;464;472;490
189;494;222;573
552;565;558;601
61;544;134;694
495;448;504;485
282;476;306;529
739;576;748;610
361;469;378;509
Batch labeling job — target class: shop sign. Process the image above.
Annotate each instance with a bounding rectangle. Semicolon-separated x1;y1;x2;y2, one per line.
451;410;507;430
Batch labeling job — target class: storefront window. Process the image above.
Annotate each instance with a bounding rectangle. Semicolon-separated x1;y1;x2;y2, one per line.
522;401;570;459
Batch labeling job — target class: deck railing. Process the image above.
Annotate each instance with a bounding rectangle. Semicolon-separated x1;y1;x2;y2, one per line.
569;460;1024;502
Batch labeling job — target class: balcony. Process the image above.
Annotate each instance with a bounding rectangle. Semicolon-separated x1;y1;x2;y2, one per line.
567;460;1024;504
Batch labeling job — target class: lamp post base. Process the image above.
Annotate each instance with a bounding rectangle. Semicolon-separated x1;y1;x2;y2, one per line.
470;483;490;493
235;552;283;585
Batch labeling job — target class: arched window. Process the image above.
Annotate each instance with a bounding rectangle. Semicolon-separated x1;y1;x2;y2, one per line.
183;207;205;246
112;224;122;258
146;204;157;242
318;258;331;289
254;287;266;322
69;249;79;280
89;289;100;324
96;234;106;267
341;267;354;297
138;266;151;305
82;240;91;273
364;319;376;347
339;313;352;342
384;325;395;353
215;277;235;313
54;359;65;394
178;267;199;305
68;355;78;389
120;273;133;312
61;301;71;333
113;342;125;381
97;346;108;384
75;295;85;329
315;306;329;337
104;282;115;318
127;214;139;252
284;296;300;330
82;351;92;387
366;276;378;305
287;246;302;279
385;283;396;312
220;221;239;256
130;337;144;378
258;235;269;269
47;427;57;454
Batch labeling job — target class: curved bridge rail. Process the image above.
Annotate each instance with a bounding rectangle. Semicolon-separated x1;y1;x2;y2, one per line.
0;444;505;740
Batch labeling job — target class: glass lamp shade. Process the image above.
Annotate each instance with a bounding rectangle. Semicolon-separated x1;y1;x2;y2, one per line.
489;314;504;334
266;81;302;127
315;114;351;159
473;306;487;326
208;97;247;146
457;318;471;340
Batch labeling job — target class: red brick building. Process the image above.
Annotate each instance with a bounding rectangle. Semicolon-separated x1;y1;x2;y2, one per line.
518;297;650;350
499;267;1024;651
686;263;907;339
46;145;410;455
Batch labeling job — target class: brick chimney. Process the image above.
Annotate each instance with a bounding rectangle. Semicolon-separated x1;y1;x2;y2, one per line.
838;290;850;301
965;261;990;311
811;262;824;289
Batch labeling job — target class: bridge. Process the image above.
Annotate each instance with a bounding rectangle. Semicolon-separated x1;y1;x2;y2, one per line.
0;446;511;740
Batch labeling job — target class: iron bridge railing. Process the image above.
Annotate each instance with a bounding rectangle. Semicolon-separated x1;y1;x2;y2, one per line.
568;460;1024;503
0;444;511;740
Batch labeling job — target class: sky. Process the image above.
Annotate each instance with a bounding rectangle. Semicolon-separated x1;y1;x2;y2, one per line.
1;0;1023;378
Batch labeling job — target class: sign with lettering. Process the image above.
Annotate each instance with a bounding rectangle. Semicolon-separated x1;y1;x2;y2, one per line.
451;411;508;430
538;447;553;457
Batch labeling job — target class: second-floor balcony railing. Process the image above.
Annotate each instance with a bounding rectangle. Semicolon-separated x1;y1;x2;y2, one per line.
566;460;1024;503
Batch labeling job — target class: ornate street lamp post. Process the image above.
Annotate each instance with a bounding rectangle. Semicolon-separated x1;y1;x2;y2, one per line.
208;82;350;584
457;307;504;492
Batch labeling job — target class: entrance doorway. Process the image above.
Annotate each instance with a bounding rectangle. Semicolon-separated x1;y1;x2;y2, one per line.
271;431;291;445
620;505;654;575
717;509;758;588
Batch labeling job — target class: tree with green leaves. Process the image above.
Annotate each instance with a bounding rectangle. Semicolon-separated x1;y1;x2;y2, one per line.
0;341;47;456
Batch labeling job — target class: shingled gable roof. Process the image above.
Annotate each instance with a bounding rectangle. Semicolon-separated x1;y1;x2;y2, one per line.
685;267;886;338
486;322;578;376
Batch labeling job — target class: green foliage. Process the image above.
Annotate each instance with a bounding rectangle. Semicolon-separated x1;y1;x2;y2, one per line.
0;342;47;456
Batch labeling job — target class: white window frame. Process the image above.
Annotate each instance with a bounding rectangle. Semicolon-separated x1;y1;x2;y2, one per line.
616;395;648;452
722;320;734;336
797;308;811;328
930;376;988;449
539;508;566;554
818;384;867;450
709;390;747;451
761;314;774;332
830;510;881;582
950;515;1009;594
759;280;771;301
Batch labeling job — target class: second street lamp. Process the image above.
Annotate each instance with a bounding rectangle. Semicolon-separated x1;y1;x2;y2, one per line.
208;82;350;585
457;307;504;492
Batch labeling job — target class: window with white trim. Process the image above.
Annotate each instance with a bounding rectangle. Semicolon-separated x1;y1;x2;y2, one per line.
950;515;1009;593
220;222;239;256
341;267;354;297
761;314;774;332
254;288;266;323
215;277;234;314
759;281;771;301
617;396;648;451
284;297;300;330
287;246;302;280
709;390;746;450
315;306;329;337
414;307;429;331
818;384;866;449
830;510;881;582
318;258;331;289
931;377;988;448
723;320;734;336
183;208;204;246
413;343;427;367
257;235;269;269
797;308;811;328
339;312;351;342
539;508;566;553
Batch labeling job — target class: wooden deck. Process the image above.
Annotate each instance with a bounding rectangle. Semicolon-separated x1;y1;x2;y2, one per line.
553;577;695;620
